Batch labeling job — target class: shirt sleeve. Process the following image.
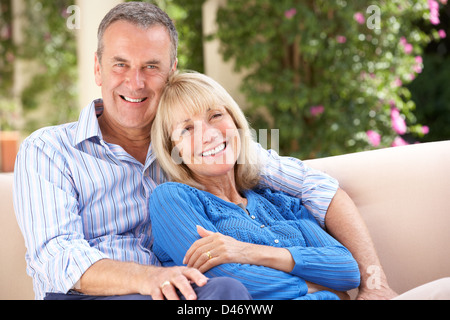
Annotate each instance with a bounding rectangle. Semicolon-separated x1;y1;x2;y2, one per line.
13;134;108;297
149;183;308;300
255;143;339;228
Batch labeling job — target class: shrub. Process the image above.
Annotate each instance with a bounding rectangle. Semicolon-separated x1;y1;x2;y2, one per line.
214;0;447;158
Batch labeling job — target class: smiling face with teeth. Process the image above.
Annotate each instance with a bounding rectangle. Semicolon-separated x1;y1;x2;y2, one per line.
171;105;241;182
94;21;177;139
151;71;261;192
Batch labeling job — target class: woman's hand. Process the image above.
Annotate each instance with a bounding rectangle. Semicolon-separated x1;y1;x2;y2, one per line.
183;226;252;273
183;226;352;300
184;225;295;275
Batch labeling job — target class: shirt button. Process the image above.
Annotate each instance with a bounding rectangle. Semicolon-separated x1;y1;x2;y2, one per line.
274;239;279;244
260;225;265;228
251;215;256;220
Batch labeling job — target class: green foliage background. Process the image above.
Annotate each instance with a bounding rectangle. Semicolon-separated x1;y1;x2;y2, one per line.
407;4;450;144
0;0;78;132
1;0;449;158
214;0;448;158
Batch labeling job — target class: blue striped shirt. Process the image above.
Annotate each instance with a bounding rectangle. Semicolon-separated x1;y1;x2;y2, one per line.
13;99;340;300
150;183;360;300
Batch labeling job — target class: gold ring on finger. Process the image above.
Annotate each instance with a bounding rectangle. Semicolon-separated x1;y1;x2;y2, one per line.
206;251;212;260
160;280;171;290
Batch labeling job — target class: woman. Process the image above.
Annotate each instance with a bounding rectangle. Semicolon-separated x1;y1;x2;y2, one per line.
149;71;360;300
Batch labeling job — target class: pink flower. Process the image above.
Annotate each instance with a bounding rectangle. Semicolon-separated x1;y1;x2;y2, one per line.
400;37;408;46
392;77;403;87
367;130;381;147
284;8;297;19
413;65;423;73
392;136;409;147
399;37;413;54
336;35;347;43
354;12;365;24
428;0;440;25
413;56;423;74
391;108;407;135
430;15;440;25
438;29;447;39
422;126;430;134
404;43;413;54
439;0;447;4
429;0;440;10
310;105;325;117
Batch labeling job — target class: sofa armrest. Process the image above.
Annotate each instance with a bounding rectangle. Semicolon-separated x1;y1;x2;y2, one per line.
305;141;450;294
0;173;35;299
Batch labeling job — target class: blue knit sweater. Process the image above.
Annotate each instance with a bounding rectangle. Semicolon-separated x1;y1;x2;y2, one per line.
150;182;360;300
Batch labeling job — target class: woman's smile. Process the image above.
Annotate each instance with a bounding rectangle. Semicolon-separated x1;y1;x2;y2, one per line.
201;142;227;158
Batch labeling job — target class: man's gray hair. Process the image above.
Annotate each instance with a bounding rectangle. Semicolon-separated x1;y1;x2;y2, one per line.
97;1;178;66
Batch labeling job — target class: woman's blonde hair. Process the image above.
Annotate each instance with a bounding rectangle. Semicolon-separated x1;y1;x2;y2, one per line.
151;71;261;191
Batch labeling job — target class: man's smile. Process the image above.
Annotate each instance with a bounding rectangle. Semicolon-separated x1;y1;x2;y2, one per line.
120;95;148;103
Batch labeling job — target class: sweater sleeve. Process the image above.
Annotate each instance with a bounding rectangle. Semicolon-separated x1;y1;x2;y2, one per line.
149;183;309;300
285;208;361;291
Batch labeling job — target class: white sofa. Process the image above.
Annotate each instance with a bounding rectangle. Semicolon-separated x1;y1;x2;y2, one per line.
1;172;34;299
2;140;449;299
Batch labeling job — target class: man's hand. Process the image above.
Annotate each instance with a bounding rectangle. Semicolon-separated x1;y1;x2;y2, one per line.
141;265;209;300
356;285;398;300
78;259;208;300
356;278;398;300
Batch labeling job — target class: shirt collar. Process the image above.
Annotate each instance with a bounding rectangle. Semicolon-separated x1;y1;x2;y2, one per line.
73;99;159;169
73;99;104;147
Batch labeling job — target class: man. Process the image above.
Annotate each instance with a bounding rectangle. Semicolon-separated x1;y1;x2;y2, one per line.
13;2;249;301
13;2;396;300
